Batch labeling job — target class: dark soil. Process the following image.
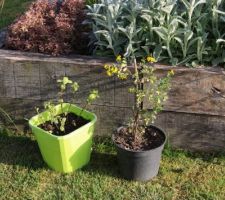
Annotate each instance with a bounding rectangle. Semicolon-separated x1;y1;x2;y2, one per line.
113;126;165;151
38;113;90;136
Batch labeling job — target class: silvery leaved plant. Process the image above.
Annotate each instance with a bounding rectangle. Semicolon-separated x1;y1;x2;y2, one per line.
88;0;225;67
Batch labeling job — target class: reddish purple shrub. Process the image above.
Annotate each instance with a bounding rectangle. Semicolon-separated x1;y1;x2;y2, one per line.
5;0;88;55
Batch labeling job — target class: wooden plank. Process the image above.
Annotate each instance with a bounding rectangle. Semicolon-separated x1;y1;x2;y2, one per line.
65;64;115;106
1;97;224;152
1;49;225;152
0;59;16;98
0;49;111;66
0;61;4;95
0;97;133;137
89;105;133;136
13;61;41;100
114;77;135;108
2;55;134;108
154;111;225;152
144;66;225;116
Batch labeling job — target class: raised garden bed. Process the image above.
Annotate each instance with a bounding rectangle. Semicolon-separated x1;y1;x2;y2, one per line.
0;49;225;152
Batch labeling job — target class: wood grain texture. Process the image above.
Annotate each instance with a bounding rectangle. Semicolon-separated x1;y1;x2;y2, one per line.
144;65;225;116
154;111;225;152
0;49;224;152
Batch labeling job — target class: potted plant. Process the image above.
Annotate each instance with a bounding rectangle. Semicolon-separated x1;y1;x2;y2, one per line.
88;1;174;181
104;56;174;181
29;77;99;173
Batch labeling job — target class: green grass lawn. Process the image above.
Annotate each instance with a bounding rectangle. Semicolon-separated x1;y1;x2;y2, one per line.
0;130;224;200
0;0;33;29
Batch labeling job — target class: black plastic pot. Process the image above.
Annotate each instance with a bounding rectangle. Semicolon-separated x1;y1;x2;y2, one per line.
113;125;166;181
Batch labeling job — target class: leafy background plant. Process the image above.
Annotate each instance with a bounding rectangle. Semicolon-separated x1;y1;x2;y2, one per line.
88;0;225;67
5;0;89;55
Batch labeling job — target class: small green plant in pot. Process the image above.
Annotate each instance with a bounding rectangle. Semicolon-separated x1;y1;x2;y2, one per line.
104;56;173;181
29;77;99;173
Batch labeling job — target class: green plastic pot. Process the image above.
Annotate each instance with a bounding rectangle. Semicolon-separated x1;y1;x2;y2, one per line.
29;103;97;173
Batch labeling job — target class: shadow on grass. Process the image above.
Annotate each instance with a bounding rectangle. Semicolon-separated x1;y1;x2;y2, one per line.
83;151;120;178
0;133;120;176
81;136;120;178
0;131;46;170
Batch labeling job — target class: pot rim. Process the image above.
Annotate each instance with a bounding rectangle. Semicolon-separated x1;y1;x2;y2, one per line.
112;125;167;153
29;103;97;139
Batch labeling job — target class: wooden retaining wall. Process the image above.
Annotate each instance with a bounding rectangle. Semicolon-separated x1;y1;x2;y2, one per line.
0;49;225;152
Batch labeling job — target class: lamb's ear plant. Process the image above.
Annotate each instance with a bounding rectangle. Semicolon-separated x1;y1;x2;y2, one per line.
88;0;225;67
35;76;99;134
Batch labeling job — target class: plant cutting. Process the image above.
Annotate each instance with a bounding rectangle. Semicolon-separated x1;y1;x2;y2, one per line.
29;77;99;173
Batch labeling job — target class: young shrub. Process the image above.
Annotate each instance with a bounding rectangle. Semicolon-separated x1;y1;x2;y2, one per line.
5;0;88;55
104;56;173;148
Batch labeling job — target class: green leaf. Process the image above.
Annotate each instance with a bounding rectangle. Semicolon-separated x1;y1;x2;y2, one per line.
87;89;99;104
152;27;167;41
216;39;225;44
71;82;79;92
153;45;162;61
170;58;178;66
62;77;72;85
